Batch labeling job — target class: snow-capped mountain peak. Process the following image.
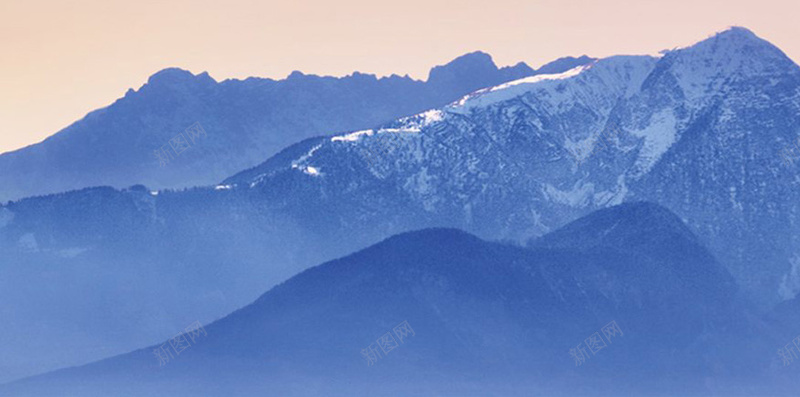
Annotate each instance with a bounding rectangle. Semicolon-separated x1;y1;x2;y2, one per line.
223;27;800;307
4;28;800;388
657;26;798;104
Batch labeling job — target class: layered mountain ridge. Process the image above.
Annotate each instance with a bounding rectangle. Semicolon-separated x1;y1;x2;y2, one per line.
3;203;777;396
222;26;800;305
1;27;799;387
0;52;594;202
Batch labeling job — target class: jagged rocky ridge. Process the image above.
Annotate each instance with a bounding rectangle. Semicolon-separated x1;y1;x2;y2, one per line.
0;52;593;202
224;27;800;307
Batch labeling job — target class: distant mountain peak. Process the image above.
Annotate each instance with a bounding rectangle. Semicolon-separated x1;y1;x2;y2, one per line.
532;202;698;250
426;51;501;83
440;51;496;68
641;26;797;104
377;227;480;249
716;26;758;40
534;55;596;75
142;68;217;95
707;26;778;50
146;67;213;85
673;26;790;65
287;70;306;79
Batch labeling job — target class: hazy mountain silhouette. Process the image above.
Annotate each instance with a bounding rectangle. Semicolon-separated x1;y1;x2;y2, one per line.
1;203;781;396
0;53;593;202
2;27;799;387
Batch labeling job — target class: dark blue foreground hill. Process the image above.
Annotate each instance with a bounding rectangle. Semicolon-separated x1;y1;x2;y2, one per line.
0;203;780;396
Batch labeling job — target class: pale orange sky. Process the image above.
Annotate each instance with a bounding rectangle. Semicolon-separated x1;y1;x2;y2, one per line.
0;0;797;154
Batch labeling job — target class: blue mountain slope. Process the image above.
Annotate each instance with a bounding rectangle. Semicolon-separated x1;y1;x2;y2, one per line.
1;203;776;396
220;27;800;307
0;53;593;202
532;201;737;295
2;27;799;384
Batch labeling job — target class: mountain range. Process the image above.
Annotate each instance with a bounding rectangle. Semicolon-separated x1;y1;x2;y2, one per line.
3;202;786;396
1;26;800;392
0;52;593;202
221;26;800;309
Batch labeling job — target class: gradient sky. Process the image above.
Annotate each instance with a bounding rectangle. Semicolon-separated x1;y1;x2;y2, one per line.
0;0;797;154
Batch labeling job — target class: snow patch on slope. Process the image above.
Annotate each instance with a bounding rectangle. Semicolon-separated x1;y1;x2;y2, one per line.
326;109;443;172
448;64;593;112
330;110;445;144
488;65;592;92
594;175;629;206
291;144;324;177
331;129;373;142
629;109;678;174
543;181;595;207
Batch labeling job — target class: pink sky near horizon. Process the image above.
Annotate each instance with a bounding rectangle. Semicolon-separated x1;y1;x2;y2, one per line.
0;0;797;154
